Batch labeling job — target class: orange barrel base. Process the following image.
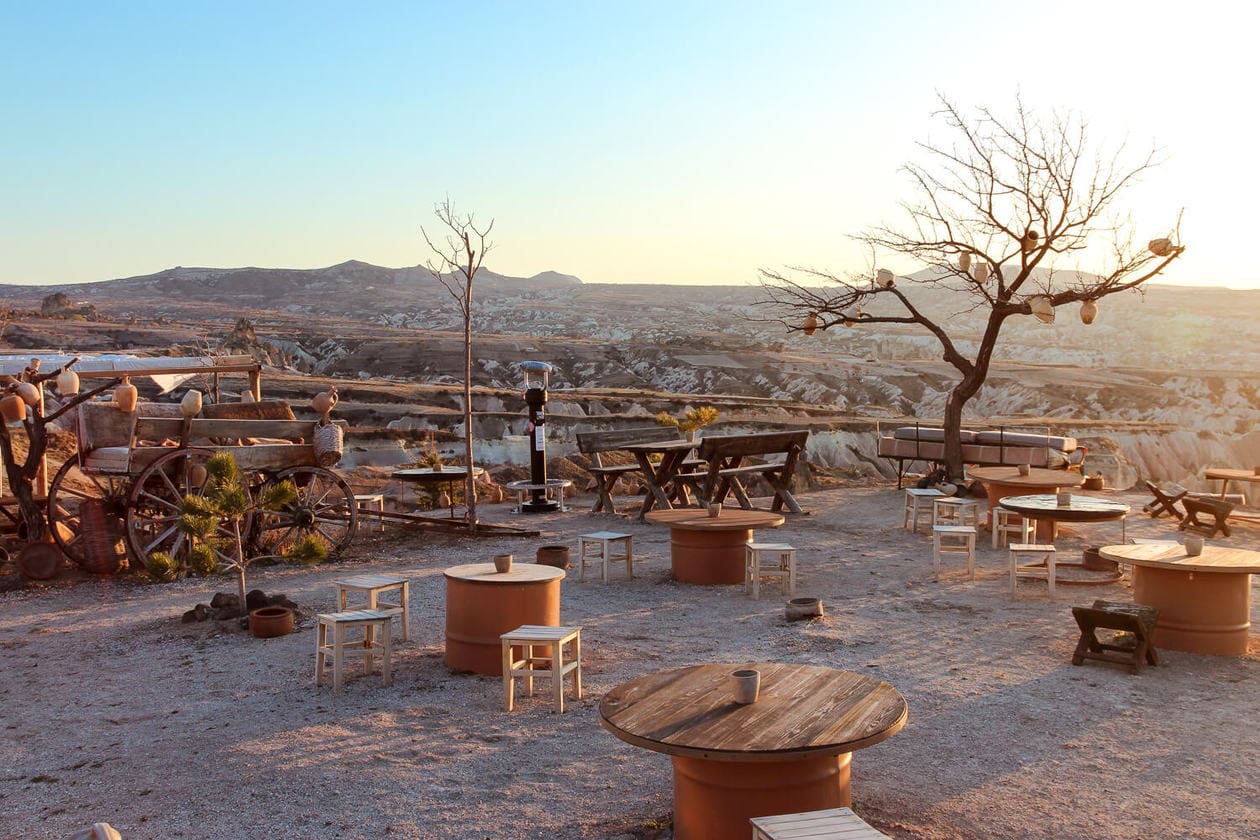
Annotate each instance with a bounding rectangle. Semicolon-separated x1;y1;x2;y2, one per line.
445;576;560;675
670;528;752;584
1132;565;1251;655
671;753;851;840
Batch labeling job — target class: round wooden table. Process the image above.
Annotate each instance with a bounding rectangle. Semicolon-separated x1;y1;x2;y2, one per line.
443;563;563;675
645;508;785;584
392;467;485;519
600;662;907;840
999;494;1130;543
1098;543;1260;655
967;467;1084;540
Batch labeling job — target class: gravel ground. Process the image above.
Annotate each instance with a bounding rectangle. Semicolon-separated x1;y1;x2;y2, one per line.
1;482;1257;840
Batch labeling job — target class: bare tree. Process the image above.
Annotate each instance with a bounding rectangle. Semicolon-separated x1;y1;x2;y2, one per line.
761;96;1186;479
421;199;494;528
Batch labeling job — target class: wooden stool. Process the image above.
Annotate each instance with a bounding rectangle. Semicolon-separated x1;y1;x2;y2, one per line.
933;496;979;527
991;507;1033;548
578;531;633;582
751;807;891;839
1071;600;1160;675
353;493;386;532
932;525;976;580
500;625;582;713
1179;496;1233;537
335;574;410;641
904;488;944;532
745;542;796;599
1009;543;1057;595
315;609;394;692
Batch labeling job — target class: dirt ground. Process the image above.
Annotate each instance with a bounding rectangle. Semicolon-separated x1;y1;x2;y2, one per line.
1;482;1257;840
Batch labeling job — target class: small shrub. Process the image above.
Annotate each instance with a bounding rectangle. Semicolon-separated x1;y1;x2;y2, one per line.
145;552;180;582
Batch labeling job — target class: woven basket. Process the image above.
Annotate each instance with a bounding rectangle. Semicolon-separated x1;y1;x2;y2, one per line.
76;498;128;574
313;421;344;468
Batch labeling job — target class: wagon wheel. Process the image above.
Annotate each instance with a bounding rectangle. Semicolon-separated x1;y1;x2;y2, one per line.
251;466;357;559
125;448;240;573
47;459;131;574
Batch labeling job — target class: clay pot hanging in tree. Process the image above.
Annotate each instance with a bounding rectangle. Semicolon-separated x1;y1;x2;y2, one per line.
876;268;895;288
958;252;972;272
181;389;203;417
973;262;990;283
802;312;820;336
1079;299;1098;325
1149;238;1173;257
16;382;40;407
1;393;27;424
56;369;79;396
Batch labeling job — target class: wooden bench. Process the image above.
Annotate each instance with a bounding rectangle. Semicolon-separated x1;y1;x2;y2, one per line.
1179;495;1234;537
1071;600;1160;675
695;430;809;513
575;426;686;513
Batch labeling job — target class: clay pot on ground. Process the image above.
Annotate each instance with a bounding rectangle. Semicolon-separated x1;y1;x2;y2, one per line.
536;545;571;569
1082;475;1104;491
249;606;294;638
785;597;825;621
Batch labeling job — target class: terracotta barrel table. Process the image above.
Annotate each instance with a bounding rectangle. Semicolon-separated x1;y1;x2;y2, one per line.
645;508;785;584
443;562;563;675
600;662;907;840
1099;543;1260;655
967;466;1084;541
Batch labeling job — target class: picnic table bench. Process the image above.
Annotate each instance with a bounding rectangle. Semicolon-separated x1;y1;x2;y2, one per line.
575;426;698;513
693;430;809;514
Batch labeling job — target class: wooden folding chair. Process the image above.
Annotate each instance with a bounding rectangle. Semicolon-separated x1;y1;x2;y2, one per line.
1142;481;1187;519
1071;600;1160;675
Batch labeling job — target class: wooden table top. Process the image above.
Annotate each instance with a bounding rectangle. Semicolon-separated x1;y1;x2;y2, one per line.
600;662;907;762
1000;494;1130;522
967;467;1084;488
623;440;699;453
1204;468;1260;483
1098;543;1260;574
645;509;786;531
443;563;565;584
393;467;485;483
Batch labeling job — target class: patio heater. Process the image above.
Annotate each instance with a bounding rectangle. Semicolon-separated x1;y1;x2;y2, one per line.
519;360;557;513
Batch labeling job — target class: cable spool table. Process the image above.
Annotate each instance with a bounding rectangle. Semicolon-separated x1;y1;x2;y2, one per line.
443;562;564;675
645;508;785;584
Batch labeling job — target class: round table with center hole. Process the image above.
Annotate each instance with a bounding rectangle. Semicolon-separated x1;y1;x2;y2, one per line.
600;662;907;840
645;508;785;584
998;493;1130;543
967;466;1084;540
443;562;564;675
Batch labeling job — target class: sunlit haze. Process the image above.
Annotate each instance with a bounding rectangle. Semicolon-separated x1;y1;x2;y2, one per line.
1;1;1254;288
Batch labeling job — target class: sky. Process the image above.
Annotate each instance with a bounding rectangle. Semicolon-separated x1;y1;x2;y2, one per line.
1;1;1255;289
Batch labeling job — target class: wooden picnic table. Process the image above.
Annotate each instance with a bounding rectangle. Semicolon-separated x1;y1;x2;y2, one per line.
1204;468;1260;505
1098;542;1260;655
623;439;700;519
645;508;784;584
600;662;907;840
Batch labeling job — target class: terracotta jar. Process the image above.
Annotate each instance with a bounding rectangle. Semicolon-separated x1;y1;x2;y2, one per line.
249;606;294;638
113;377;138;412
536;545;571;570
16;381;40;407
56;369;80;396
0;394;26;424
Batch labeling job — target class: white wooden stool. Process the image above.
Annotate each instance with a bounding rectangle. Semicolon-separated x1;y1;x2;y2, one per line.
500;625;582;713
991;507;1033;548
315;609;394;693
932;525;976;580
1010;543;1058;595
578;531;633;582
904;488;944;532
745;542;796;599
751;807;891;839
933;496;979;527
335;574;410;641
353;493;386;532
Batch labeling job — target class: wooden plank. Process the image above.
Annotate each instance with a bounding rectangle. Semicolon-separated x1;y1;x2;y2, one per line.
576;426;681;453
698;430;809;461
128;444;317;471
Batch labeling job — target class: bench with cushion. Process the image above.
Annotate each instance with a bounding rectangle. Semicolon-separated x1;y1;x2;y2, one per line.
695;430;809;513
877;425;1083;486
575;426;685;513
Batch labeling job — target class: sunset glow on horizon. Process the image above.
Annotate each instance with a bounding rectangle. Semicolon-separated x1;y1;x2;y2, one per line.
1;2;1254;289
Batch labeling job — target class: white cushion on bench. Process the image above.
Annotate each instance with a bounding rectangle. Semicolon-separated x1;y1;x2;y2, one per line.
974;430;1077;452
893;427;979;443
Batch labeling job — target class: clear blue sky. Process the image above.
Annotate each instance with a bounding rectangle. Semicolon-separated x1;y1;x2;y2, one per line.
0;1;1253;287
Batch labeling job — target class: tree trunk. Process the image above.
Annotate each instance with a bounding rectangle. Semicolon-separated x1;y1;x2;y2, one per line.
463;285;478;530
234;520;248;617
942;391;967;481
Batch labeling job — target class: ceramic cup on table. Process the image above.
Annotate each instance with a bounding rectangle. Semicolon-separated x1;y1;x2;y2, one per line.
731;669;760;704
1056;491;1072;506
707;502;723;519
1184;535;1204;557
1017;464;1031;476
493;553;513;573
